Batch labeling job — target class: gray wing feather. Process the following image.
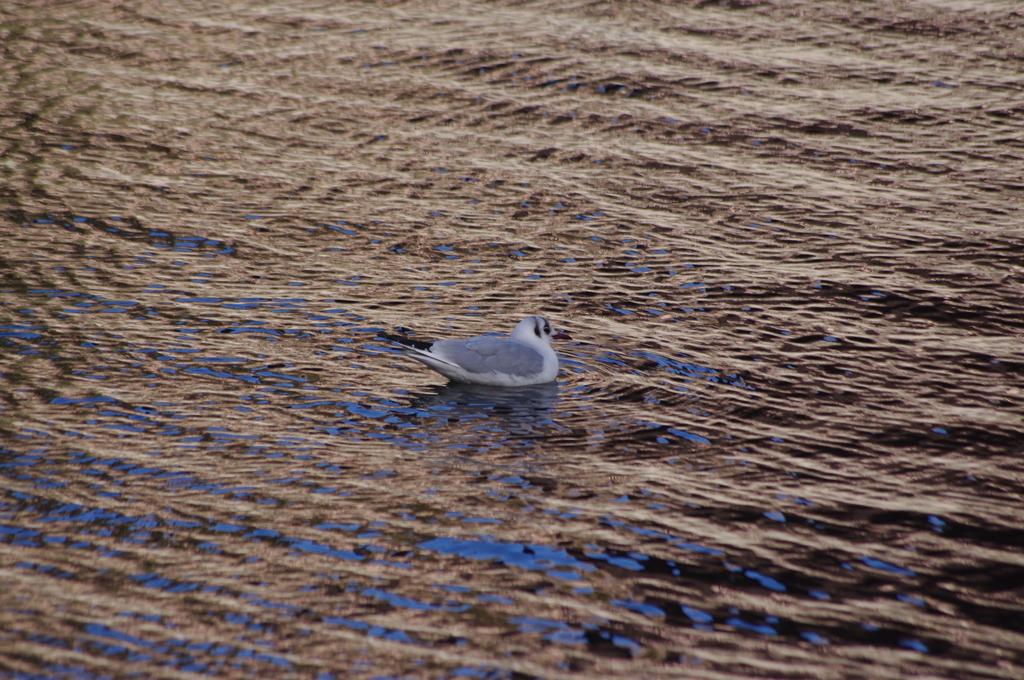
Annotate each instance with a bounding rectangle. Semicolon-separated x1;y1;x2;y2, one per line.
432;338;544;377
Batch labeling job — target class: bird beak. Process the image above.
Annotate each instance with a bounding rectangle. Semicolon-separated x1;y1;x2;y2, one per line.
553;332;571;340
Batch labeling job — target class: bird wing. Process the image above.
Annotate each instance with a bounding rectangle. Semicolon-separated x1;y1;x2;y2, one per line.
431;337;545;377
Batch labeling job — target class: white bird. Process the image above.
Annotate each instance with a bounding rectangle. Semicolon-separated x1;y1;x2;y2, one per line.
380;315;571;386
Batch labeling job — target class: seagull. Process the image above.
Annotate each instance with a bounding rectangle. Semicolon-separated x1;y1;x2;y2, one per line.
380;315;571;386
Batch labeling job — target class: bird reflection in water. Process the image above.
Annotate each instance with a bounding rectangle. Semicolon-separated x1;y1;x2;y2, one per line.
407;382;561;442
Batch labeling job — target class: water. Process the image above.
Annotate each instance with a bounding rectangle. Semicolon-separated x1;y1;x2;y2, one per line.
2;1;1023;678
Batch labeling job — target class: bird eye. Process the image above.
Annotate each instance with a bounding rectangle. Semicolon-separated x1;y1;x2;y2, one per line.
544;325;551;333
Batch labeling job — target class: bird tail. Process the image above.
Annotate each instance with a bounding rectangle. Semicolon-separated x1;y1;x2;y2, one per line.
379;333;434;352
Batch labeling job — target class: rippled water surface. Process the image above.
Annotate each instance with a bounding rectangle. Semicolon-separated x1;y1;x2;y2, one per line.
2;1;1024;678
